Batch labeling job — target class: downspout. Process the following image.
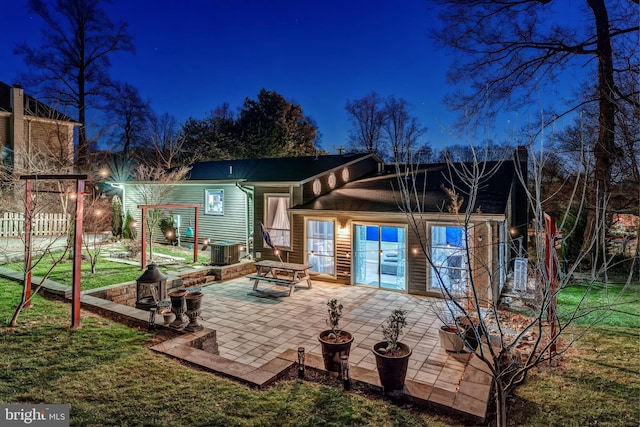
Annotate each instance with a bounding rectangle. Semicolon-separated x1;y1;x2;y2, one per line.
235;182;253;257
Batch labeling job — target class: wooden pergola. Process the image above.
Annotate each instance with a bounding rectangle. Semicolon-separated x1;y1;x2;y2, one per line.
137;204;202;270
20;174;88;329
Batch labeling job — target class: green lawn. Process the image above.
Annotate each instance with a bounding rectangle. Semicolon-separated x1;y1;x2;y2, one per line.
558;280;640;328
0;243;206;291
2;256;141;291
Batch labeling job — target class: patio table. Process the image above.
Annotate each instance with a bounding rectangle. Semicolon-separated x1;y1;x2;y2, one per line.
247;260;313;296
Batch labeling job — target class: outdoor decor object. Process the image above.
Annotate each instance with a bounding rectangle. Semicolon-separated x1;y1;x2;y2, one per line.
297;347;305;379
185;291;204;332
318;299;353;374
372;309;411;393
340;355;350;390
438;325;466;352
168;290;188;329
135;263;168;311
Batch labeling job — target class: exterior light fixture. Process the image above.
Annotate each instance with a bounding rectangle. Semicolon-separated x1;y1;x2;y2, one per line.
328;173;336;189
340;355;350;390
341;167;349;182
312;179;321;195
148;307;156;331
297;347;305;379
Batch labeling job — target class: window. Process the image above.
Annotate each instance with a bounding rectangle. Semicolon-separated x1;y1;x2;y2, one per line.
205;189;224;215
307;219;335;275
430;225;467;294
265;195;290;247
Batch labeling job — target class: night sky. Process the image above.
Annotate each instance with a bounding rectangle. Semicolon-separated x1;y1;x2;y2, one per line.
1;0;561;152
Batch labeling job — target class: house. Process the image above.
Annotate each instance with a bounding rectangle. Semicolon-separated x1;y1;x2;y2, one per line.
0;82;79;176
118;149;528;306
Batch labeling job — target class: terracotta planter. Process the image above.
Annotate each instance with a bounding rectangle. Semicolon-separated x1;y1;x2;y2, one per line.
372;341;412;392
318;330;354;373
439;325;466;352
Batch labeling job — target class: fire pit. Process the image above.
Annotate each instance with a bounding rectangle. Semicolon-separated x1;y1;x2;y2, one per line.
135;263;167;311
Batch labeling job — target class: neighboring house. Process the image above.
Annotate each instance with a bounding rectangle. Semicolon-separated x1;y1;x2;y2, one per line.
0;82;79;176
118;150;528;306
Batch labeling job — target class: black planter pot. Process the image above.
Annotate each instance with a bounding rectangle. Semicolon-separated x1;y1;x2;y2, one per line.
372;341;412;392
318;330;354;373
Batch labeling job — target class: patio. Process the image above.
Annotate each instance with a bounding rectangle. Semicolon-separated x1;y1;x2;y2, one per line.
151;277;492;422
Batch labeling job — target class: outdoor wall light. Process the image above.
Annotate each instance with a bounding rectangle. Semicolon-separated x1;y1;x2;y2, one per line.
412;247;418;255
297;347;305;379
201;238;210;251
130;220;137;228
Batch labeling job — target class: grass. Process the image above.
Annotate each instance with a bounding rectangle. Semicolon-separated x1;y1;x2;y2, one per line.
0;243;208;291
2;256;142;291
508;325;640;426
0;278;454;427
558;281;640;328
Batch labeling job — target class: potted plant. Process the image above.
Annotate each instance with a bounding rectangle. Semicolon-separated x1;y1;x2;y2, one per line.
318;299;354;373
372;309;412;393
438;300;468;352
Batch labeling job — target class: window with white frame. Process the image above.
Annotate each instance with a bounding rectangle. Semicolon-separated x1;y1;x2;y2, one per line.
429;225;468;294
307;219;335;275
264;195;290;247
205;189;224;215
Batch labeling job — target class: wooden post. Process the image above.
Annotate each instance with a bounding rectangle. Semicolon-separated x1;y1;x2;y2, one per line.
24;179;33;308
193;206;199;263
71;179;84;329
140;207;147;270
544;213;558;357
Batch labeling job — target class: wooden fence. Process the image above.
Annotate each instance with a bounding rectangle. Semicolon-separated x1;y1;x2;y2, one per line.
0;212;70;237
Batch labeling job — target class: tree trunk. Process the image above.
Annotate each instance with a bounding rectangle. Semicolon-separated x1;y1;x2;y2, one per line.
495;380;508;427
582;0;618;259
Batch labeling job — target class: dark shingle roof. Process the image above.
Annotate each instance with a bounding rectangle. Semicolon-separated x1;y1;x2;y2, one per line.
293;161;517;215
187;153;374;183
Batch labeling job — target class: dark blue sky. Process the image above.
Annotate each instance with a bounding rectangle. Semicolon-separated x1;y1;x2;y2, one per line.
1;0;531;152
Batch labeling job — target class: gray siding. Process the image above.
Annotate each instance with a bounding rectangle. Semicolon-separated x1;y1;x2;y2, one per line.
122;183;249;246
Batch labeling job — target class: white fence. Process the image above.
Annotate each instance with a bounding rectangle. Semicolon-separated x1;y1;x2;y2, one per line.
0;212;70;237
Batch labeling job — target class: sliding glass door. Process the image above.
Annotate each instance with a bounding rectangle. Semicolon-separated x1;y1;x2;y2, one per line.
353;224;406;291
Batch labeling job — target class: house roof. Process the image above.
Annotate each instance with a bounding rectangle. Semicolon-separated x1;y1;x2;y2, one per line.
293;160;518;215
0;81;78;123
186;152;375;183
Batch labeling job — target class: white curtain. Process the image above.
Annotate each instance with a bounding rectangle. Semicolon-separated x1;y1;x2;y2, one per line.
270;197;290;246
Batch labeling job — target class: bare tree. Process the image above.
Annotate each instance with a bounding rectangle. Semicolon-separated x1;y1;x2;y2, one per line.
15;0;135;166
4;177;77;327
131;164;190;261
146;113;187;169
104;81;152;158
345;91;386;156
382;96;428;164
429;0;639;258
81;188;112;274
394;142;637;426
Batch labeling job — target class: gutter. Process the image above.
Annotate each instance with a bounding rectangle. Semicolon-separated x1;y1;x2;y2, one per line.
235;182;254;256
